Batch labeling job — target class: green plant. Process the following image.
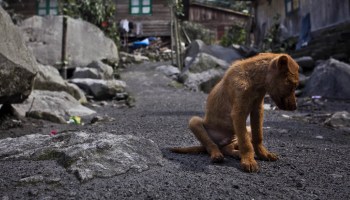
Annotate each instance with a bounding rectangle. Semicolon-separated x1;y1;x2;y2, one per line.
181;21;215;44
220;25;246;47
59;0;119;46
167;0;184;17
261;14;284;52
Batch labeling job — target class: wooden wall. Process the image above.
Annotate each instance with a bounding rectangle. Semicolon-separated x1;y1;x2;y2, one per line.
254;0;350;45
189;3;250;39
114;0;171;37
7;0;37;17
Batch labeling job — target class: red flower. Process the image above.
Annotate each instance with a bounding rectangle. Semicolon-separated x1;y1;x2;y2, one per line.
101;21;108;27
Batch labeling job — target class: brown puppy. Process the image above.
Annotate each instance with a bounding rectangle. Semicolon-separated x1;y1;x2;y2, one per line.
170;53;299;172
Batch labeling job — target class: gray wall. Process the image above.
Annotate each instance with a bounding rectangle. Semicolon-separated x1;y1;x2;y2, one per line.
254;0;350;44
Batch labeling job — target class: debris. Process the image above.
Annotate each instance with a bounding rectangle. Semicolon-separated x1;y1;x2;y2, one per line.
50;130;58;136
312;96;322;99
263;104;272;110
132;38;150;48
324;111;350;132
282;114;291;119
67;116;82;125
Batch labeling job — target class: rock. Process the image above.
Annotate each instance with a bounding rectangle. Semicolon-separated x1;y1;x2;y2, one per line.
184;69;225;92
34;64;87;103
179;40;243;93
87;60;114;79
20;15;119;68
324;111;350;132
0;132;163;182
185;39;207;58
12;90;95;123
156;65;180;79
19;175;44;184
72;67;100;79
303;58;350;99
0;6;38;104
298;73;308;88
69;78;126;100
119;52;149;66
72;60;114;80
133;54;150;63
66;83;87;104
294;56;315;71
185;53;230;73
184;40;243;72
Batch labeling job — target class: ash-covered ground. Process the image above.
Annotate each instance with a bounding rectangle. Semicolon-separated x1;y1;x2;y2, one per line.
0;62;349;200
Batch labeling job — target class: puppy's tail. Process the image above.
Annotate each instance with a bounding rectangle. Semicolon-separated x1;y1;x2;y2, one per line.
169;146;206;154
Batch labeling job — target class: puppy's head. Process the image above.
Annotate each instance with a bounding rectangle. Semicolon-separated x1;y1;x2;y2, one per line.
266;54;299;111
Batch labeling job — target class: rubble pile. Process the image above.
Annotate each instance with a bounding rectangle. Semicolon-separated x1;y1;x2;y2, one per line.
119;38;173;68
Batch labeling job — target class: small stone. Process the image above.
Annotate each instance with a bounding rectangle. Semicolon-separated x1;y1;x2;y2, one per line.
296;179;306;188
90;116;104;124
28;189;38;196
330;173;343;178
19;175;44;184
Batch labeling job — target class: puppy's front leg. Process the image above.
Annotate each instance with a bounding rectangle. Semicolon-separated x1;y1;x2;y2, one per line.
232;108;258;172
250;101;278;161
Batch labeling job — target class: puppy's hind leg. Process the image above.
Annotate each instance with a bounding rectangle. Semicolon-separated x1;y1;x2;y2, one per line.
189;116;224;163
221;142;240;159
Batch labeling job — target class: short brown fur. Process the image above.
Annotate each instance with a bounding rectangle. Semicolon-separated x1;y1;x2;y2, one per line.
170;53;299;172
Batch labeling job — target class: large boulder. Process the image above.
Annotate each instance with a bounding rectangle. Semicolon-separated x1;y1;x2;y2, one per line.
0;132;163;182
179;40;244;93
19;15;119;68
184;68;225;93
34;64;87;103
185;53;230;73
294;56;315;71
69;78;126;100
303;58;350;99
184;40;243;72
12;90;95;123
0;6;38;104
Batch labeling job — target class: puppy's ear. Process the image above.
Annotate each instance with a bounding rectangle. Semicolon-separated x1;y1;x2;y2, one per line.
272;55;289;73
278;55;288;67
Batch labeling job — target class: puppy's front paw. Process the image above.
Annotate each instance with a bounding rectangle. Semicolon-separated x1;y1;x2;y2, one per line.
210;151;224;163
257;151;279;161
241;158;259;172
255;145;279;161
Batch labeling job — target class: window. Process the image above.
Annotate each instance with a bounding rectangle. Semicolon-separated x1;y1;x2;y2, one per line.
285;0;299;15
37;0;58;16
130;0;152;15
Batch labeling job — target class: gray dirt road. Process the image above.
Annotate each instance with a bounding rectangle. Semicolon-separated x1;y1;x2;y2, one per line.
0;62;349;199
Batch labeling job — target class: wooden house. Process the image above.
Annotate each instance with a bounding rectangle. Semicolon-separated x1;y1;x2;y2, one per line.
6;0;171;37
250;0;350;61
252;0;350;43
113;0;172;38
6;0;59;17
186;2;250;40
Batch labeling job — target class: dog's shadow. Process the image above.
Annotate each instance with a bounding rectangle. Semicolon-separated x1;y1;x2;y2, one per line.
161;148;241;172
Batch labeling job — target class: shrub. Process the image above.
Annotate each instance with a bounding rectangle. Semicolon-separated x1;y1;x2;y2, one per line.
220;25;246;47
59;0;119;46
